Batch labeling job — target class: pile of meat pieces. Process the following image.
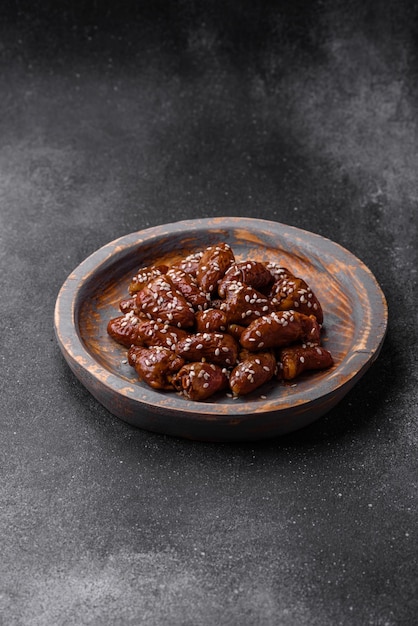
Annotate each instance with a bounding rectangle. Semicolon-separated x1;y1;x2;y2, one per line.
107;242;333;401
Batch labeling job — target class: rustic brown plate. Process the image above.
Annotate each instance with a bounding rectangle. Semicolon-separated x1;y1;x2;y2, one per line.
54;217;387;441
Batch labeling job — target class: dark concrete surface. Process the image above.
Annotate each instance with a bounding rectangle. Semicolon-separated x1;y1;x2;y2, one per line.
1;1;417;624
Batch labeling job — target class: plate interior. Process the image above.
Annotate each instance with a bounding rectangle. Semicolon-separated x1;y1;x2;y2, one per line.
76;224;360;408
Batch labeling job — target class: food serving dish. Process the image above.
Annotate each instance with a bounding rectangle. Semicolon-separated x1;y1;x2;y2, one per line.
54;217;388;441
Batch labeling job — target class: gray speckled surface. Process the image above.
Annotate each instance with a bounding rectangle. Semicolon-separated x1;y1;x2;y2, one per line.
1;1;417;624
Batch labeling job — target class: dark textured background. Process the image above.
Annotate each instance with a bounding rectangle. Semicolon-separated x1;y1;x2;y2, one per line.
1;1;417;624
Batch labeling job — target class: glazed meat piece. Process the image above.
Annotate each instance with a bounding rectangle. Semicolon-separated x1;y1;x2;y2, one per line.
220;283;274;325
172;251;203;277
175;332;239;367
107;311;145;347
195;308;228;333
240;311;321;351
135;275;195;328
218;260;274;297
172;362;229;401
229;351;276;396
270;274;323;324
196;243;235;294
119;296;140;314
134;320;188;350
128;264;168;294
166;267;210;310
265;263;294;282
277;344;334;380
128;345;185;390
227;323;246;340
